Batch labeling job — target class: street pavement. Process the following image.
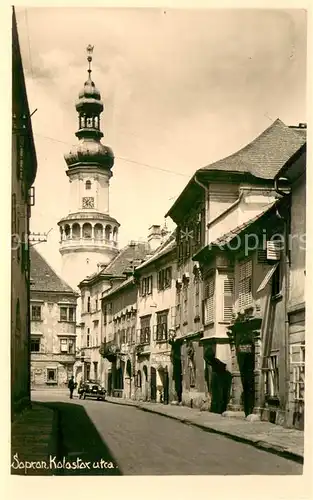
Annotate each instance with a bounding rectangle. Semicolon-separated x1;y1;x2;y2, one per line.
32;389;302;475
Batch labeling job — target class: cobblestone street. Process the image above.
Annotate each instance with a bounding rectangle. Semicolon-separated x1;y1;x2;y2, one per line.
27;389;303;475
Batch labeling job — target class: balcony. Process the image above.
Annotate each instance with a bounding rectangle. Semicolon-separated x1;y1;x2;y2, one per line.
99;340;120;361
60;236;118;252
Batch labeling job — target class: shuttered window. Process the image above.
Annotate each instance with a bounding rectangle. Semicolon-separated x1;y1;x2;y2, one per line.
222;275;234;322
203;277;215;325
238;259;253;309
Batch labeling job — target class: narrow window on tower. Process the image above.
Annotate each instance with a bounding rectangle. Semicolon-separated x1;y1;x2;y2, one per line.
85;180;91;190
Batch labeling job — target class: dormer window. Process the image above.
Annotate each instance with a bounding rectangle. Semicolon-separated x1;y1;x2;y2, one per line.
85;180;91;190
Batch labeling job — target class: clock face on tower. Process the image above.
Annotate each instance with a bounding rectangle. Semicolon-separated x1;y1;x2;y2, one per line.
82;197;94;209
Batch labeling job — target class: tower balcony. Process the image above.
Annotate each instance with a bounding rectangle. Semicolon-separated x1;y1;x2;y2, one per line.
59;236;118;253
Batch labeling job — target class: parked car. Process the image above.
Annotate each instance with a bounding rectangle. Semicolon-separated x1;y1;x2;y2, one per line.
80;380;106;401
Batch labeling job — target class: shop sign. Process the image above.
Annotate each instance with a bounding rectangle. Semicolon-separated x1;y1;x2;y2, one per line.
237;344;253;353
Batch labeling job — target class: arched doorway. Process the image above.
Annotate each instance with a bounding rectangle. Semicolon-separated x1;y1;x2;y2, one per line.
143;365;148;401
126;359;132;399
150;367;157;402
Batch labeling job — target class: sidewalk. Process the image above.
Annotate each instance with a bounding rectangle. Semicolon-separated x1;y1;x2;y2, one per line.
11;402;58;475
106;396;304;463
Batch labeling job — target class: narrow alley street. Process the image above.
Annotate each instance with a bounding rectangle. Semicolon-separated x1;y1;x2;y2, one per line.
32;390;302;476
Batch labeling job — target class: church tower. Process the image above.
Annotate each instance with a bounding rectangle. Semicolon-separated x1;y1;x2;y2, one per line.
58;45;119;290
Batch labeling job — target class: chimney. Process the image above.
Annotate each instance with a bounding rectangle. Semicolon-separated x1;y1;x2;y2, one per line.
299;123;307;128
148;225;162;251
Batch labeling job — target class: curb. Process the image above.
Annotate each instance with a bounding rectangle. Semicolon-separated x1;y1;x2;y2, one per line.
106;399;303;464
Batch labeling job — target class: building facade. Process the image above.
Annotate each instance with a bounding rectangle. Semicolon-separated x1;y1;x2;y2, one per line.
275;143;306;429
11;8;38;418
167;119;306;412
30;247;78;387
58;45;119;292
78;241;151;386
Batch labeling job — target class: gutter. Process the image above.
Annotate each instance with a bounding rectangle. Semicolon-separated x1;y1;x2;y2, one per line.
207;190;244;229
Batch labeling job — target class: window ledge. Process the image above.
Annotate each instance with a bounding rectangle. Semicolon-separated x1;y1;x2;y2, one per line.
218;321;231;325
58;320;76;324
31;319;43;323
204;321;214;328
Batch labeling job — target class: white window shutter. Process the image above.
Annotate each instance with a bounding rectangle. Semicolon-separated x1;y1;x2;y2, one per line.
223;275;234;322
267;240;281;260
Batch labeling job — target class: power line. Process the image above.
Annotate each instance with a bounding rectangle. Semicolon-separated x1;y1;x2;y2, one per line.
33;132;190;178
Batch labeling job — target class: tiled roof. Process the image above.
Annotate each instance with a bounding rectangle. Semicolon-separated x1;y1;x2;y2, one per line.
210;201;278;247
104;242;151;275
30;247;76;294
198;119;306;180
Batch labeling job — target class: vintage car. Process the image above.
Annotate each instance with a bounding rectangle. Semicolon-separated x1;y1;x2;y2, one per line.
79;380;106;401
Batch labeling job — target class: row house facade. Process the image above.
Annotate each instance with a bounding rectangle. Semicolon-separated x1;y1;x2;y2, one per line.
193;140;306;428
11;8;38;418
30;247;78;386
100;233;176;402
166;119;306;414
77;241;151;385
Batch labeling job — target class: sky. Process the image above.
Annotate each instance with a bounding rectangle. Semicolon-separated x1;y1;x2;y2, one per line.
15;7;307;275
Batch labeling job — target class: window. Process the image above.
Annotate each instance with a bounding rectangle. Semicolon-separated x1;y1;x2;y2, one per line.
93;361;98;380
264;354;279;397
85;180;91;190
139;316;151;344
31;305;41;321
47;369;56;382
121;329;127;344
140;276;153;296
155;311;168;342
203;276;215;325
95;299;98;311
68;339;75;354
256;263;279;294
194;278;200;319
157;267;172;290
60;339;68;353
87;297;91;313
238;259;252;309
59;306;75;322
221;274;234;322
30;337;40;352
290;344;305;401
182;284;188;324
103;304;108;325
86;328;90;347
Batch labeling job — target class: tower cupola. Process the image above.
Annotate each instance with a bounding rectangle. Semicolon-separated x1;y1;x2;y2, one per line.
64;45;114;169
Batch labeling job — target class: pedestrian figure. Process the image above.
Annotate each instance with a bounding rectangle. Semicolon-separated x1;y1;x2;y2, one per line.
68;376;75;399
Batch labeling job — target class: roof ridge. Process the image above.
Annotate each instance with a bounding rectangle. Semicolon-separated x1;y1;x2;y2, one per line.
30;247;76;294
199;118;285;173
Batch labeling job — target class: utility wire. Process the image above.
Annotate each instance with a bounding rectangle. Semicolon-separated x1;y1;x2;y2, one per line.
33;132;190;178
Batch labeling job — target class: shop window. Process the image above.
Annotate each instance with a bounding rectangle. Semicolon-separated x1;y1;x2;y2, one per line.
290;344;305;401
47;369;57;382
264;354;279;397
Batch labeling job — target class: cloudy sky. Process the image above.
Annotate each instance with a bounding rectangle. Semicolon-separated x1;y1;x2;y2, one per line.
15;7;307;274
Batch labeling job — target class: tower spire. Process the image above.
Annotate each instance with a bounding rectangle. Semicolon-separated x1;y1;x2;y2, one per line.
86;44;94;80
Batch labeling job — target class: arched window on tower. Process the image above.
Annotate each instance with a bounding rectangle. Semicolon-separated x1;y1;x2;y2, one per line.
94;116;99;129
86;117;93;128
64;225;71;240
82;223;92;239
105;225;112;241
80;115;86;128
85;180;91;190
72;223;80;240
94;223;103;240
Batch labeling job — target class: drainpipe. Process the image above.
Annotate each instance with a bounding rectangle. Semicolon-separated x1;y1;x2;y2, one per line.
194;175;209;246
274;176;290;423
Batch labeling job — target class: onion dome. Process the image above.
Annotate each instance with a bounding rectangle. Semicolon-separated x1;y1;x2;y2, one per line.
64;138;114;169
